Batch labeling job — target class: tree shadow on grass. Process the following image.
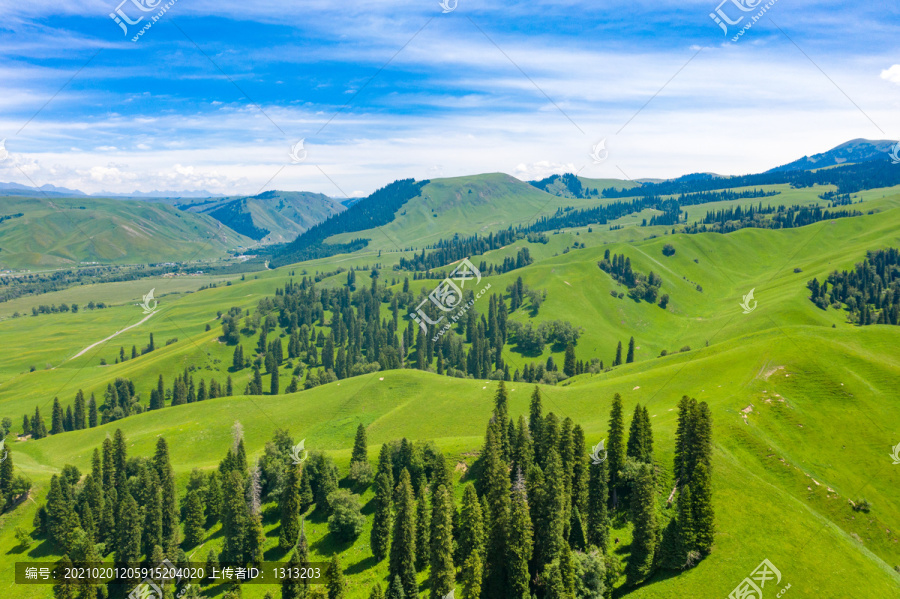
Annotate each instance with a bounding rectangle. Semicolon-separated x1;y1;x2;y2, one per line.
345;555;378;576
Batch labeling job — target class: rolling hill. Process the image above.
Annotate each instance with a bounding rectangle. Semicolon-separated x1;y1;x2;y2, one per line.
0;196;252;270
184;191;345;244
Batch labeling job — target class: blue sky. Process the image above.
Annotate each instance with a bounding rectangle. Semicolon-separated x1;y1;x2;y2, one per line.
0;0;897;196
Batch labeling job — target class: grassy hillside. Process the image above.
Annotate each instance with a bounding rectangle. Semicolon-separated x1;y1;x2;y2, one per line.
187;191;345;244
0;196;252;269
2;180;900;598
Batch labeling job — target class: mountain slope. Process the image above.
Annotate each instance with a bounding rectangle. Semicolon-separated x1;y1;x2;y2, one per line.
0;195;251;269
767;138;898;172
186;190;345;244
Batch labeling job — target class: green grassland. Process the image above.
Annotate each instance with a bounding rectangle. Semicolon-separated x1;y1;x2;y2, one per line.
2;182;900;598
0;196;252;269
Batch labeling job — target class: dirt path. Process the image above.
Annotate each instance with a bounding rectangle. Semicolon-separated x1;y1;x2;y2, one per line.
69;310;159;361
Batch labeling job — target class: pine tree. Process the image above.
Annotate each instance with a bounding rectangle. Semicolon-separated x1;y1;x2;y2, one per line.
586;453;609;552
115;491;142;566
415;484;430;571
563;344;576;377
385;575;406;599
53;554;76;599
456;484;484;567
607;393;626;506
529;386;544;460
0;441;14;498
460;551;482;599
368;583;385;599
247;512;266;565
271;366;280;395
691;462;715;554
569;506;587;551
46;475;78;549
626;336;635;363
351;424;368;466
326;554;345;599
625;464;657;585
507;475;533;599
371;472;393;562
221;470;249;563
626;404;652;463
429;485;454;599
88;395;98;428
183;489;205;547
73;391;86;430
388;470;417;599
482;419;510;598
613;341;623;366
300;465;314;510
677;484;696;562
280;464;302;550
32;406;47;438
113;429;128;488
143;486;163;556
51;398;65;435
206;471;222;526
154;437;179;550
281;546;306;599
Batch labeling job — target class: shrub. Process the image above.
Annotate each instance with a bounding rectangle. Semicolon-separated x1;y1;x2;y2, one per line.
326;489;366;541
348;460;373;487
662;244;676;256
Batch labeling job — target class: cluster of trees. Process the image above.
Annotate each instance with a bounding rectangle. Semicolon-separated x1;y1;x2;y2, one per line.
0;432;32;512
684;204;863;234
529;173;601;198
397;229;534;274
220;272;558;390
21;368;235;440
268;179;429;266
507;276;545;315
808;248;900;325
597;251;663;304
600;159;900;198
507;319;582;356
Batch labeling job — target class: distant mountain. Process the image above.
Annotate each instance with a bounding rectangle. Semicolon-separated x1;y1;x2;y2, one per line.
0;181;86;197
97;189;225;199
768;138;897;173
0;195;251;269
184;190;345;244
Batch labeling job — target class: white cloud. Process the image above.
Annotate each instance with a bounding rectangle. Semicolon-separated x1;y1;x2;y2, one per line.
880;64;900;84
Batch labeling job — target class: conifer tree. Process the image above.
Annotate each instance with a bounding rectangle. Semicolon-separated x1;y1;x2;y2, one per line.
154;437;178;549
368;584;385;599
385;575;406;599
677;484;696;561
494;380;511;461
351;424;368;466
626;336;635;363
456;484;484;567
113;429;128;488
571;425;588;517
115;491;141;566
221;470;249;563
607;394;626;506
280;464;302;550
371;472;393;563
271;366;280;395
183;489;205;547
529;386;544;461
569;506;587;551
429;485;455;599
206;471;222;526
625;464;658;585
691;462;715;554
626;404;652;464
46;475;78;549
388;470;417;599
281;546;306;599
51;398;65;435
460;551;482;599
300;465;314;510
0;441;14;498
563;344;576;377
73;391;86;430
415;484;430;571
586;452;610;552
247;511;266;565
613;341;623;366
88;395;98;428
32;406;47;439
507;474;533;599
143;486;163;556
482;419;510;599
53;554;76;599
326;554;345;599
